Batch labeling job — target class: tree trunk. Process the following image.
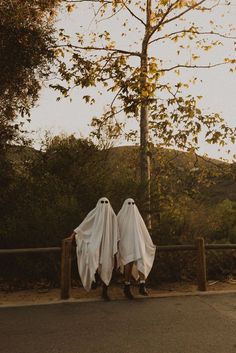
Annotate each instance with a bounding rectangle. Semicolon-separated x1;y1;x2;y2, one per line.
140;101;151;231
140;0;152;232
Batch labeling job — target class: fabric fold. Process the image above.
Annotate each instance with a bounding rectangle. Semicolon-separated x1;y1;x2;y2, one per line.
117;198;156;279
74;197;119;291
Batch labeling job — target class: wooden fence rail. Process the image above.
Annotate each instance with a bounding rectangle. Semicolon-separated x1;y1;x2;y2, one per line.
0;247;61;254
1;238;236;299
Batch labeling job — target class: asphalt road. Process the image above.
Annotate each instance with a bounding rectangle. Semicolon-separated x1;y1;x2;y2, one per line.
1;293;236;353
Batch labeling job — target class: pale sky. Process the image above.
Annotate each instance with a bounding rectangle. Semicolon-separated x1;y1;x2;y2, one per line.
28;1;236;160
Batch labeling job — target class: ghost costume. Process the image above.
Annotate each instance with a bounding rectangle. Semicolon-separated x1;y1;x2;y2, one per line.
117;198;156;279
74;197;119;291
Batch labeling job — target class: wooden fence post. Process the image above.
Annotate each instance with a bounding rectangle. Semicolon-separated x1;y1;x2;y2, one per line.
196;237;207;291
60;239;72;300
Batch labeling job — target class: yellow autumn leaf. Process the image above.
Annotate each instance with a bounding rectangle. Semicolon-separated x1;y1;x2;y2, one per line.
203;46;212;51
83;95;91;103
172;36;178;42
160;0;169;5
141;90;149;97
66;4;75;13
149;63;157;74
192;54;200;61
54;48;64;58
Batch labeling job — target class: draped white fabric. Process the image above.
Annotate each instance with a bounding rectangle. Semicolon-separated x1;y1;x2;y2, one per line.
117;198;156;279
74;197;119;291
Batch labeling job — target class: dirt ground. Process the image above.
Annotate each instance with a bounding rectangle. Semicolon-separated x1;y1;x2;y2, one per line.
1;280;236;306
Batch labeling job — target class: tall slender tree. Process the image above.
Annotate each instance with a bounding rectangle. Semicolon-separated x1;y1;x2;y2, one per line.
53;0;236;230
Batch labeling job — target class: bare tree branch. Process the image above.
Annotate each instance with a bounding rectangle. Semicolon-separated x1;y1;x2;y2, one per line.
88;2;108;28
96;5;124;23
150;28;236;44
62;0;112;3
120;0;146;27
196;0;221;11
159;61;228;72
151;0;207;39
55;44;141;57
149;0;179;38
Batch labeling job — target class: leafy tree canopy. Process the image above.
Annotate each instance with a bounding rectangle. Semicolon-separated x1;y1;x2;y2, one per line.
0;0;59;148
54;0;236;150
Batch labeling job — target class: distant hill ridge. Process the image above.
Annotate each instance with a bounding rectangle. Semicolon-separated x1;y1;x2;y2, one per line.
6;144;236;203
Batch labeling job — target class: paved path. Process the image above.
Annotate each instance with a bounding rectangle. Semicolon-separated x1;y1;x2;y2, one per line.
1;293;236;353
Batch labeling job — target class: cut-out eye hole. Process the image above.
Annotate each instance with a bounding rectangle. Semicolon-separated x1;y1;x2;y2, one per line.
105;200;108;204
101;200;108;204
101;201;104;204
128;202;131;205
132;202;135;204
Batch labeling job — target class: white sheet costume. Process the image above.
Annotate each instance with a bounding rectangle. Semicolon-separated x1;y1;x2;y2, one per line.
117;198;156;279
74;197;119;291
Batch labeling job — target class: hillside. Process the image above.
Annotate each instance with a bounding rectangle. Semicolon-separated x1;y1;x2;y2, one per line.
110;145;236;203
6;143;236;204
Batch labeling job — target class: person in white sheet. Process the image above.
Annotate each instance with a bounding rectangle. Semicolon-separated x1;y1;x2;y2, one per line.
117;198;156;299
68;197;119;301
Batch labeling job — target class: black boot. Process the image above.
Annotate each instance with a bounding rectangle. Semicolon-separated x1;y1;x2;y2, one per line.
139;282;149;296
92;271;100;289
102;284;110;301
91;281;98;290
124;284;134;300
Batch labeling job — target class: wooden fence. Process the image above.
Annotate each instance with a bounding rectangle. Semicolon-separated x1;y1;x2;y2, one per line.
1;238;236;300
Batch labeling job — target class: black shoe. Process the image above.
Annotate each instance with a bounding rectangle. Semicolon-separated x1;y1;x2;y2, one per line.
139;283;149;296
102;291;111;301
91;281;98;290
124;284;134;300
102;285;110;301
